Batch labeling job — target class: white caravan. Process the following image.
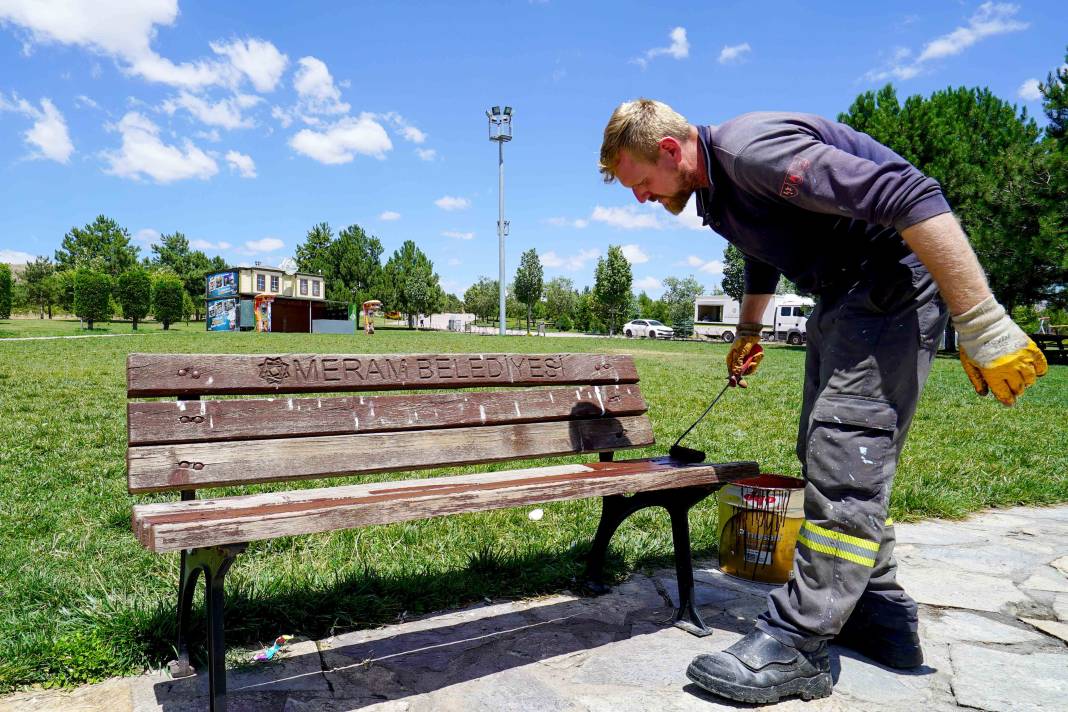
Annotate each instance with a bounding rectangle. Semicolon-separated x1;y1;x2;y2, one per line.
693;294;815;344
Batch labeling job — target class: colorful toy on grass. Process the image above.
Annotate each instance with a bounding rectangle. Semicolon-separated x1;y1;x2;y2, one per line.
254;635;294;662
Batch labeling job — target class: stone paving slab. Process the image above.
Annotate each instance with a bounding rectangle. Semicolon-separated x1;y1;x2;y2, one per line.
4;505;1067;712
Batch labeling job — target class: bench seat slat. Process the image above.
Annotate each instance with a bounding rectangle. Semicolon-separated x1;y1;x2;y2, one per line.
133;458;760;552
128;384;647;446
127;415;655;493
127;352;638;397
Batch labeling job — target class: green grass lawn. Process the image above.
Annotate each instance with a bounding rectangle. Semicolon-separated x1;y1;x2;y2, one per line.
0;317;198;338
0;330;1065;690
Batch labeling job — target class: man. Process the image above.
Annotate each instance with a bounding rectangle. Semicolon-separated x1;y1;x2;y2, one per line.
598;99;1047;704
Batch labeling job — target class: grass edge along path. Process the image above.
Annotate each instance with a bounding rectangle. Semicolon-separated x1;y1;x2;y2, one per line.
0;331;1065;690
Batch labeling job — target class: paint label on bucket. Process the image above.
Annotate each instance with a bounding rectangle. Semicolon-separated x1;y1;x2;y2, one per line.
745;548;774;566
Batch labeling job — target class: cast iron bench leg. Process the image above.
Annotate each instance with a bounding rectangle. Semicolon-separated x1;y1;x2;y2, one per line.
583;480;719;637
170;544;246;712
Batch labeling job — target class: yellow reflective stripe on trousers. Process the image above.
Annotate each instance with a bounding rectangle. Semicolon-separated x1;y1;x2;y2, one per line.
796;534;877;567
797;521;879;568
802;520;879;552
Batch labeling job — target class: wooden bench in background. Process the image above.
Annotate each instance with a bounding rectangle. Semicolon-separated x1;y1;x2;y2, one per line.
127;352;758;711
1033;333;1068;366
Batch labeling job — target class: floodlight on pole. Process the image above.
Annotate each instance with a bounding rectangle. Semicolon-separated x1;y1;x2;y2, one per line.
487;104;513;336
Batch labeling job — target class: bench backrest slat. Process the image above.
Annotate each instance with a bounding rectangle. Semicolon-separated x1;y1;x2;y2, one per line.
128;384;646;446
127;415;654;493
126;352;653;495
127;352;637;397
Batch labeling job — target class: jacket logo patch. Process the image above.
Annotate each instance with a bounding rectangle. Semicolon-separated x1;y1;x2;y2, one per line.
780;158;810;198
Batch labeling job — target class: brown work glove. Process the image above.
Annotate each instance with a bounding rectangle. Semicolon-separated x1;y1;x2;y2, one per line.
726;322;764;388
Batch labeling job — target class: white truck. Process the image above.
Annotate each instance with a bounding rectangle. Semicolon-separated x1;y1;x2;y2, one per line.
693;294;815;344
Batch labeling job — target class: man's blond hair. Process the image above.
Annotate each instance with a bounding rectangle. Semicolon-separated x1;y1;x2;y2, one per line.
599;98;691;183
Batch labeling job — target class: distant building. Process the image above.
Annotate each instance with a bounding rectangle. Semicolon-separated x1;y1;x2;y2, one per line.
205;264;333;332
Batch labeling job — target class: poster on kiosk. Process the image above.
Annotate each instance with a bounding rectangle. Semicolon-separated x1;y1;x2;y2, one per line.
207;297;239;331
206;270;239;299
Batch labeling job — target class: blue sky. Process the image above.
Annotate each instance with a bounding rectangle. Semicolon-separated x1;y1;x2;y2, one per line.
0;1;1064;298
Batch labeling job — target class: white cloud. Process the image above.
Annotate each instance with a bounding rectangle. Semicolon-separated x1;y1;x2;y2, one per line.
293;56;350;115
718;43;751;64
102;111;218;183
379;210;401;221
633;26;689;69
271;105;293;128
0;248;36;264
210;37;288;92
133;228;160;244
442;230;474;240
1018;78;1043;101
190;239;231;250
0;0;232;89
435;195;471;211
865;3;1028;83
402;126;427;143
288;114;392;164
634;276;662;291
74;94;99;110
620;244;649;264
245;237;284;252
917;2;1028;62
195;128;221;142
545;216;589;229
0;93;74;163
686;255;725;274
415;147;437;161
162;92;261;130
225;150;256;178
591;205;661;230
540;248;600;271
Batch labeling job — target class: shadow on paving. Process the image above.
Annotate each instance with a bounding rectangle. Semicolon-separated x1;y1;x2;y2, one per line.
140;533;734;706
149;574;762;710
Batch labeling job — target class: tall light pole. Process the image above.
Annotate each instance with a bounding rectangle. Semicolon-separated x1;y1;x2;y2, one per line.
487;106;512;336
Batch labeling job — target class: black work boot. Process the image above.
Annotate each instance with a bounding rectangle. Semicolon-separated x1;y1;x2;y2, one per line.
686;629;832;704
833;598;923;669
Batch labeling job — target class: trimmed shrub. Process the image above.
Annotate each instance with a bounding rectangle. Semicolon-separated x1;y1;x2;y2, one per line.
73;268;113;329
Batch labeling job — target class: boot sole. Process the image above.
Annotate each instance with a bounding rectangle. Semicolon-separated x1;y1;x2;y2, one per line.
686;662;833;704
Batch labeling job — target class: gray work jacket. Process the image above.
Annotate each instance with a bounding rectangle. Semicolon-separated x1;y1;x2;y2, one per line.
694;114;951;296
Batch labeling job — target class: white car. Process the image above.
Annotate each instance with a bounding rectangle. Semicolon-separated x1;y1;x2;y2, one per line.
623;319;674;339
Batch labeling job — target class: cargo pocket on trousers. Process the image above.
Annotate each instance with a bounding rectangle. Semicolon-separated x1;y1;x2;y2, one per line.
806;394;898;498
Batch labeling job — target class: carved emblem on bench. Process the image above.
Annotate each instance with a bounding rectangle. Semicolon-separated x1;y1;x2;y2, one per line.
258;357;291;384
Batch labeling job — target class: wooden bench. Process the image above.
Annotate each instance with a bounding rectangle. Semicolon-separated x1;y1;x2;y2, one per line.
1033;333;1068;365
126;352;757;711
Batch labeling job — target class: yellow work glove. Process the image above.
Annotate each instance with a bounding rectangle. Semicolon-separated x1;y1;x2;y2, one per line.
726;322;764;388
953;296;1048;407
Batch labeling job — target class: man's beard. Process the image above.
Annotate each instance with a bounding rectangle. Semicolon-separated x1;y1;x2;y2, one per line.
653;170;699;215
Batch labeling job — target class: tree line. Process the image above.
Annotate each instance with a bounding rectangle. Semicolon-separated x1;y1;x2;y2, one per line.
2;215;224;328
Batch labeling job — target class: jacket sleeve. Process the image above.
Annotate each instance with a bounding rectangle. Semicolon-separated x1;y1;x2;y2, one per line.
744;255;781;295
726;124;951;232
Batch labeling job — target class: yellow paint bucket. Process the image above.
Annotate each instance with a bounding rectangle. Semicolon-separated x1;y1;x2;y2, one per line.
718;474;805;584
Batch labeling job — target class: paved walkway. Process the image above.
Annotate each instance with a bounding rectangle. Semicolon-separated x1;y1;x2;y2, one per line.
6;505;1067;711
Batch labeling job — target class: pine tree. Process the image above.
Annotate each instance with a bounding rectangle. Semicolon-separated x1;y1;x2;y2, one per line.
55;215;140;277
